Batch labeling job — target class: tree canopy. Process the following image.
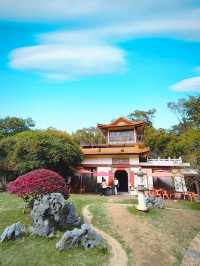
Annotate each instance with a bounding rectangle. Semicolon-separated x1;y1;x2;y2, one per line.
128;96;200;194
72;127;105;145
0;129;83;181
0;117;35;138
128;108;156;126
168;96;200;132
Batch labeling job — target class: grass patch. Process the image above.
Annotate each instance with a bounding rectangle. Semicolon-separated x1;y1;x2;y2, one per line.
0;193;109;266
115;198;137;205
165;199;200;211
127;206;162;219
179;200;200;211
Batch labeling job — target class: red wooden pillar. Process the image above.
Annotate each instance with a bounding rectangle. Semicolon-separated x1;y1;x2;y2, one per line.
108;170;113;187
130;171;134;187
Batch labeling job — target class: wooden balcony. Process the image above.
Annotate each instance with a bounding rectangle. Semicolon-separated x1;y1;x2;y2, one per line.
82;143;149;156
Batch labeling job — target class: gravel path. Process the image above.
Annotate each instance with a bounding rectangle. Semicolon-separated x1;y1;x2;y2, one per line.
82;204;128;266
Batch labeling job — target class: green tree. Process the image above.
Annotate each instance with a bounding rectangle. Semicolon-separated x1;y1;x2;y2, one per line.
72;127;105;145
168;96;200;196
0;116;35;138
0;130;83;182
144;126;175;158
128;108;157;126
168;95;200;132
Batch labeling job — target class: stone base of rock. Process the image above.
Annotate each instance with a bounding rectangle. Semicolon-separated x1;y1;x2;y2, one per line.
56;223;105;251
0;222;25;242
31;193;80;237
145;196;165;209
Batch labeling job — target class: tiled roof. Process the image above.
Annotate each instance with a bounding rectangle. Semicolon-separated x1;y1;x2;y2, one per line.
97;117;145;129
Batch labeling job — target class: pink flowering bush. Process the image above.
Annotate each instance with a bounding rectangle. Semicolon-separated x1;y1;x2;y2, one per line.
8;169;69;204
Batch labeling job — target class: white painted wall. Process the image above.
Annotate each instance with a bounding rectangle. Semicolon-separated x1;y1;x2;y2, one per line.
83;155;139;165
82;157;112;165
130;167;139;188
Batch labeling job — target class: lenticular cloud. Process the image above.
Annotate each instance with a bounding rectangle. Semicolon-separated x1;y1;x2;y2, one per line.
10;44;126;80
7;0;200;81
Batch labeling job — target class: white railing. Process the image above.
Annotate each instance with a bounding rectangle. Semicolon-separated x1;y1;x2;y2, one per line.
148;157;182;162
147;157;184;166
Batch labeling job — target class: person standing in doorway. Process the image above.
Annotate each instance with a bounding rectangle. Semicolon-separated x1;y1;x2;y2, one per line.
96;176;102;194
114;177;119;195
101;178;107;196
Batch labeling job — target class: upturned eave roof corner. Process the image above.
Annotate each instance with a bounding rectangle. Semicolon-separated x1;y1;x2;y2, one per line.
97;117;145;130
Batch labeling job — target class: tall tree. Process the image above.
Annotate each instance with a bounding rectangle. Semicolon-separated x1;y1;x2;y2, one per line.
168;96;200;196
127;108;156;126
0;117;35;137
168;95;200;132
0;130;83;182
72;127;106;145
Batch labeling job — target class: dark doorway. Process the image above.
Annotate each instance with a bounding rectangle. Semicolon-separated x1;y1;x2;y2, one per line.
115;170;128;192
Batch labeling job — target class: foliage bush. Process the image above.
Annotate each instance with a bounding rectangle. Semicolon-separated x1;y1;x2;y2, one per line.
0;129;83;181
8;169;69;203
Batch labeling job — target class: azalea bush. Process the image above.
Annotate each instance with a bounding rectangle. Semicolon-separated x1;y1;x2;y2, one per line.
8;169;69;207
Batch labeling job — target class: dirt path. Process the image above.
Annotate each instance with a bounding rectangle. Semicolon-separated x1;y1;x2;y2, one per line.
82;205;128;266
106;203;176;266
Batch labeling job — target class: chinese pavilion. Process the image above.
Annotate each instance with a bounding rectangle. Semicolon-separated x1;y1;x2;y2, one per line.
78;117;190;194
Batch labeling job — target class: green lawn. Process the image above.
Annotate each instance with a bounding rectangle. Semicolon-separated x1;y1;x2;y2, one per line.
0;193;109;266
1;193;200;266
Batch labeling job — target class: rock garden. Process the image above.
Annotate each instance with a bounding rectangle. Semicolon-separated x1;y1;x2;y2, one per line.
0;169;108;266
1;169;200;266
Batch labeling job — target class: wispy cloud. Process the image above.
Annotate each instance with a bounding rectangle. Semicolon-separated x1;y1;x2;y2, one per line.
10;44;125;80
0;0;196;22
40;12;200;44
7;1;200;80
170;76;200;92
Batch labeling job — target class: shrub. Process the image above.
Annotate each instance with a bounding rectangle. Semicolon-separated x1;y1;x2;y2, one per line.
8;169;69;204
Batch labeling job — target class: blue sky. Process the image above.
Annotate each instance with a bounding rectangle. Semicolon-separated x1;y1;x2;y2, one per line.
1;1;200;132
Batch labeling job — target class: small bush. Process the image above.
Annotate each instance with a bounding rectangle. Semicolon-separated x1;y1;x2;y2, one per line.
8;169;69;204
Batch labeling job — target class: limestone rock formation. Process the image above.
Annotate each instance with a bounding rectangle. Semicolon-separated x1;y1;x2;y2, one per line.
0;222;25;242
56;223;105;251
31;193;80;237
58;202;81;228
145;196;165;209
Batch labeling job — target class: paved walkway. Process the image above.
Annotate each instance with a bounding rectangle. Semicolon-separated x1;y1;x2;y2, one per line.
82;204;128;266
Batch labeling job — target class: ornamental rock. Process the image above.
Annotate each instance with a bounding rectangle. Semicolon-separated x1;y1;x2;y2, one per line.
0;222;25;242
31;193;80;237
56;223;105;251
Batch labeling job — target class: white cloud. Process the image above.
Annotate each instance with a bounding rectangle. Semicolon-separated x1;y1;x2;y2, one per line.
0;0;195;22
40;13;200;44
170;76;200;92
7;1;200;80
10;44;125;80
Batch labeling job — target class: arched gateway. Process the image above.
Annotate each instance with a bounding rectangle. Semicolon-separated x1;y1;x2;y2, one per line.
114;170;128;192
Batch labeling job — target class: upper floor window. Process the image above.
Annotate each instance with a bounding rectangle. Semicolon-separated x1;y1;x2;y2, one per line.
109;130;135;144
